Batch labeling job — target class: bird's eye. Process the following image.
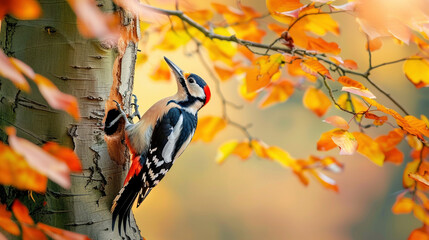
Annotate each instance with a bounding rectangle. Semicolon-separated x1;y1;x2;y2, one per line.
188;78;195;83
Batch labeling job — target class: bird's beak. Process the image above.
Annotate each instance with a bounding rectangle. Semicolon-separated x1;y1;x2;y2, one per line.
164;57;184;80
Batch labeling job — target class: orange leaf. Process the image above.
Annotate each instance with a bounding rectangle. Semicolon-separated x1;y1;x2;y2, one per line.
410;173;429;187
331;130;358;155
408;135;424;151
364;112;388;126
193;116;227;143
0;142;47;192
42;142;82;172
259;80;294;108
8;0;41;20
403;57;429;88
343;59;358;70
309;169;339;192
301;58;333;80
384;148;404;165
245;54;285;93
0;204;20;236
6;127;71;189
366;37;383;52
266;0;303;13
0;50;30;92
286;57;317;82
392;196;414;214
353;132;384;166
33;74;80;120
303;86;331;117
323;116;349;130
409;225;429;240
12;200;33;225
338;76;376;98
317;129;338;151
364;98;429;140
22;225;47;240
337;93;368;120
215;140;239;164
232;141;253;160
214;65;235;81
375;128;405;152
238;81;259;102
37;223;90;240
307;37;341;55
299;5;340;36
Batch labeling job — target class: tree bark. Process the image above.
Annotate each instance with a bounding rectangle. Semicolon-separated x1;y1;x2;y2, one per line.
0;0;141;239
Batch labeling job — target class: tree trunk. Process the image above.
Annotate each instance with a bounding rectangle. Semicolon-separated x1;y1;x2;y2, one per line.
0;0;141;239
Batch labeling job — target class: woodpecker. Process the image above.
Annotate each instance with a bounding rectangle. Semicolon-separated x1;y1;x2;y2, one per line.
105;57;211;234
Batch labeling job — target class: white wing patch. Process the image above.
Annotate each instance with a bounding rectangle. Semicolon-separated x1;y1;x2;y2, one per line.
162;114;184;163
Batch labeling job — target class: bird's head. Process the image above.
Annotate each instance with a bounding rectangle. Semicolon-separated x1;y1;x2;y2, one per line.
164;57;211;110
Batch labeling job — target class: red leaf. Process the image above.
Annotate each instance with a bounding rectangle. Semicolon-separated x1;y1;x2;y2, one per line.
12;200;33;225
42;142;82;172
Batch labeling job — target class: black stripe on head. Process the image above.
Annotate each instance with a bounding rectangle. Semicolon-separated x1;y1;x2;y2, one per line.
187;73;207;88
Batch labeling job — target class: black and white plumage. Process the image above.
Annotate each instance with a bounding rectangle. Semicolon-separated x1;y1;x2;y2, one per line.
105;57;210;234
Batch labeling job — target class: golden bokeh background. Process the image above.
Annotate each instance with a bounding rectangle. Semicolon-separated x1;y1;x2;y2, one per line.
131;1;429;239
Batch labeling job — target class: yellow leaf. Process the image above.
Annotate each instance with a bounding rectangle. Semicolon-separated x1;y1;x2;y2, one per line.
203;27;238;65
245;53;285;93
392;196;414;214
232;141;253;160
156;29;191;51
215;140;239;164
251;139;269;158
259;80;294;108
303;86;331;117
409;173;429;187
352;132;384;166
403;159;420;188
317;129;338;151
404;57;429;88
337;93;368;118
193;116;227;142
266;146;301;172
266;0;303;24
239;80;259;102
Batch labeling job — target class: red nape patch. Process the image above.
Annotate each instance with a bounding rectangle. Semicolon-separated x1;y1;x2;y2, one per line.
124;155;142;185
204;85;211;106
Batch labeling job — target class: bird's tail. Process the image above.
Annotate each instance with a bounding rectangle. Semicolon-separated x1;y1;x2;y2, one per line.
104;108;123;136
111;170;144;235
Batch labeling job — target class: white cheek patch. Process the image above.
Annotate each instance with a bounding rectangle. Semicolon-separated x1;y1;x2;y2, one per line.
189;84;205;99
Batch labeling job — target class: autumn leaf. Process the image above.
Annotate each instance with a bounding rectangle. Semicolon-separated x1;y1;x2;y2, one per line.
245;53;285;93
0;142;47;193
216;140;239;164
408;226;429;240
375;129;405;164
6;127;71;189
266;0;303;24
156;28;192;51
309;169;339;192
22;225;47;240
410;173;429;187
42;142;82;172
404;57;429;88
353;132;384;166
366;37;383;52
193;116;227;142
323;116;349;130
33;74;80;120
150;60;171;81
203;27;238;65
317;129;338;152
337;93;368;119
239;81;259;102
343;59;358;70
266;146;299;170
301;58;333;80
0;50;30;92
259;80;294;108
338;76;376;98
331;130;358;155
0;0;41;20
214;64;235;81
251;139;269;158
286;57;317;82
303;86;331;117
364;112;388;126
392;196;414;214
403;159;420;188
0;204;20;236
12;200;34;225
307;37;341;55
232;141;253;160
37;223;90;240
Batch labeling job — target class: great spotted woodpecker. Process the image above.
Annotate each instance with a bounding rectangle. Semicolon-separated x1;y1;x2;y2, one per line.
105;57;211;234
